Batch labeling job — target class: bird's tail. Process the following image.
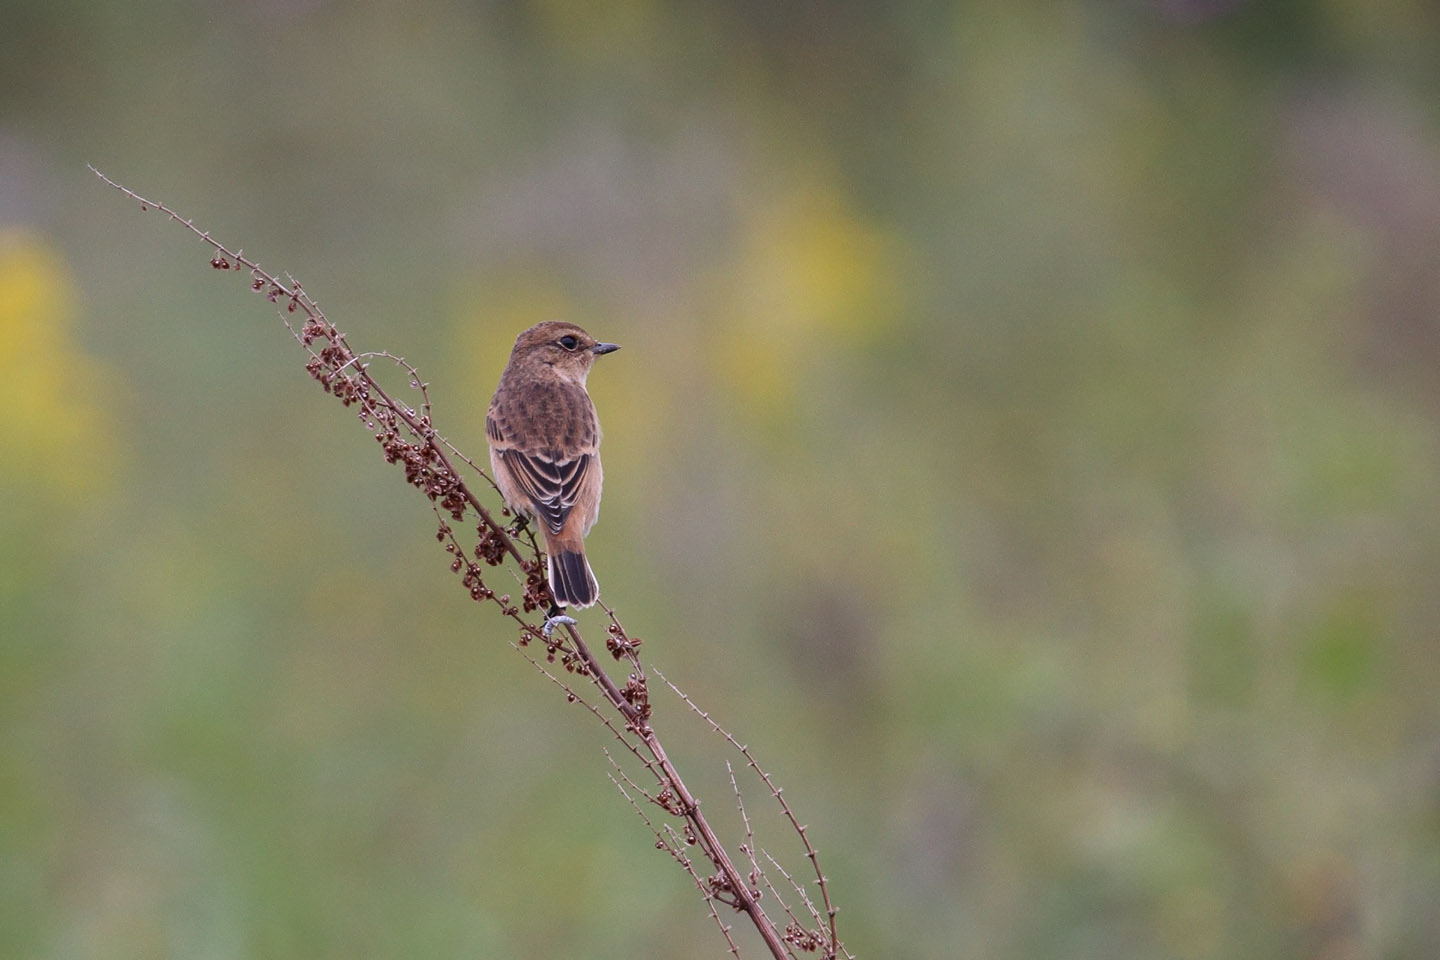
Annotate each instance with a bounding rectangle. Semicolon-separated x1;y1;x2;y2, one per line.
548;547;599;609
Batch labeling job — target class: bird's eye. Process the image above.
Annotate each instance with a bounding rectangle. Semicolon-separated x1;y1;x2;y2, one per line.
558;335;579;350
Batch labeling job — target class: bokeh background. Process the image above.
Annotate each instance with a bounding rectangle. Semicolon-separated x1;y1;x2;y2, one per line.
3;1;1440;958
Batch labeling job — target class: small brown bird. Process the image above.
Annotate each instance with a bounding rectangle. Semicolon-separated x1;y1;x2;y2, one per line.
486;321;619;630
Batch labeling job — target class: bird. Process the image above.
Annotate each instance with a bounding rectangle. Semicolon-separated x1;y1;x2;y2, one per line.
486;321;619;634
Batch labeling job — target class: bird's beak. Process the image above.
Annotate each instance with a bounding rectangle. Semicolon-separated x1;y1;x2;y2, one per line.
592;342;620;356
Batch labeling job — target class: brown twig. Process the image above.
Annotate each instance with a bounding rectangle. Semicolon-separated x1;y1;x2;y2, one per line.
607;756;744;958
657;667;843;958
730;761;766;899
762;849;841;957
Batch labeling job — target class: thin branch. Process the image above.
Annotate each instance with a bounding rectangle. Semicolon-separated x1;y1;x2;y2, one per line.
662;824;745;959
656;668;841;957
729;761;765;891
604;749;661;809
763;850;849;959
608;765;743;959
755;853;807;940
513;643;659;783
761;849;822;927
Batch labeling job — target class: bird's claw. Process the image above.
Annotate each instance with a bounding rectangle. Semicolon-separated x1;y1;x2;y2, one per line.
542;613;576;637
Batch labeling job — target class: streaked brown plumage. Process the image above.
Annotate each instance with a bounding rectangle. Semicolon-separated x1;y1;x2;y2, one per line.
486;321;618;611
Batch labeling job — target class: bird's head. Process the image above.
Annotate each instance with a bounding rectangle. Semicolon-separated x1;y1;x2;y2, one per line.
509;320;619;384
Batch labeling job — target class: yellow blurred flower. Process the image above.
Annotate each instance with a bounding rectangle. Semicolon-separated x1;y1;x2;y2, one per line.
719;183;907;411
0;229;116;495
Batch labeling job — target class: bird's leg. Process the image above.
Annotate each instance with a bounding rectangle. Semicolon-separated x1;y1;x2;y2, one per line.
542;603;576;637
508;512;530;535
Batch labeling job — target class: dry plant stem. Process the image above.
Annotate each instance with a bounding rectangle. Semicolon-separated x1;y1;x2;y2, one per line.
659;668;845;957
762;850;833;955
757;849;810;936
730;762;766;889
91;168;842;960
608;758;743;959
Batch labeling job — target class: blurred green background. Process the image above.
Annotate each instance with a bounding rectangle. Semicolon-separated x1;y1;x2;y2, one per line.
3;1;1440;958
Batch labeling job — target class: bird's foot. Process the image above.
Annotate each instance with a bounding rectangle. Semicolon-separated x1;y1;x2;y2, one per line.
542;608;576;637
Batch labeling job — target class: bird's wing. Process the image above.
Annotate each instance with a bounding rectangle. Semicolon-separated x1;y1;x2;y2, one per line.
495;446;593;535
